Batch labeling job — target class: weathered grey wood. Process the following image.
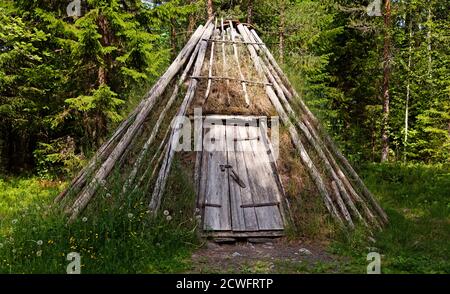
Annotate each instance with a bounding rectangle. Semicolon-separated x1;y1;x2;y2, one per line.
238;124;276;230
250;29;296;99
205;19;218;100
202;231;284;238
199;116;284;233
255;47;359;228
197;128;210;210
331;181;354;227
203;123;231;231
124;36;204;194
132;120;172;194
302;116;379;227
259;48;292;100
247;27;359;225
220;18;231;106
203;38;264;45
55;110;137;204
229;21;250;107
245;28;291;99
231;124;259;231
239;26;343;224
149;23;215;215
245;125;283;230
194;111;203;198
241;202;280;208
68;23;211;221
259;119;292;225
194;115;267;123
249;27;385;227
191;75;271;86
245;25;375;228
226;124;251;231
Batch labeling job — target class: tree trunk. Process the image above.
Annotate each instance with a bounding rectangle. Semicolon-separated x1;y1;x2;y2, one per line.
171;19;177;58
427;6;432;78
279;0;286;64
207;0;214;18
247;0;254;24
97;14;111;86
381;0;391;162
404;13;413;162
187;0;196;34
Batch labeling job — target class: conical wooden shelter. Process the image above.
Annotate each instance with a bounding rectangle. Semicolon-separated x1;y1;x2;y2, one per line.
56;18;388;238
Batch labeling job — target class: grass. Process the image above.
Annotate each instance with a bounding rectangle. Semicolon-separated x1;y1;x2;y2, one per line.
0;157;199;274
329;163;450;274
0;162;448;273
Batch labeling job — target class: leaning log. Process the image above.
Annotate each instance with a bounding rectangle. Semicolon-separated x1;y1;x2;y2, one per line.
250;28;388;226
149;23;215;214
124;34;205;193
229;21;250;107
221;18;231;105
205;19;218;100
67;23;212;221
237;25;344;224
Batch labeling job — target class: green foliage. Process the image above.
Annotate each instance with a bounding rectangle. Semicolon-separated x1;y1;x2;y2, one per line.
33;136;84;178
0;0;196;174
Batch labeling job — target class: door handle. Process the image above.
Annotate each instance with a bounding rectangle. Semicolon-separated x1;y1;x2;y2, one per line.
219;164;246;188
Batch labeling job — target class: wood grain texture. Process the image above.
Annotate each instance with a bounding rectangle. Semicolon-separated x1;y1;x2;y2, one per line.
227;124;257;231
199;117;284;234
203;123;231;231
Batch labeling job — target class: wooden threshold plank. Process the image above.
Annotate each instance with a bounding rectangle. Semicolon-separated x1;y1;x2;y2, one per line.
202;231;284;238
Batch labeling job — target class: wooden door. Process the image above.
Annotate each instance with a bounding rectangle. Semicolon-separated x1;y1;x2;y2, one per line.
199;116;284;237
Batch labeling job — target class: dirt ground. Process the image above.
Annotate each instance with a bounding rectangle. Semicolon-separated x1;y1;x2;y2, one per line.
188;238;347;273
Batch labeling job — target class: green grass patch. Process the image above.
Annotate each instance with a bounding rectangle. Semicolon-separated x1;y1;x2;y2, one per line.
0;157;199;273
330;163;450;273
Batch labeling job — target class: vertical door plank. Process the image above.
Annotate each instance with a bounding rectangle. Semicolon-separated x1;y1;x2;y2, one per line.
227;124;258;231
203;123;231;231
246;125;284;230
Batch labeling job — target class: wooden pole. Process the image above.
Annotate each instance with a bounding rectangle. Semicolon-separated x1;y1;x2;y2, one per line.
68;22;213;221
250;28;388;225
229;21;250;107
124;34;205;193
205;19;218;100
149;23;215;214
236;25;344;224
221;18;231;106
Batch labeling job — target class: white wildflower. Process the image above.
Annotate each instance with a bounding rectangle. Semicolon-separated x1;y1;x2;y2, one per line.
163;210;170;216
36;250;42;257
82;217;88;223
127;213;134;219
11;219;18;225
166;215;172;221
36;240;43;246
